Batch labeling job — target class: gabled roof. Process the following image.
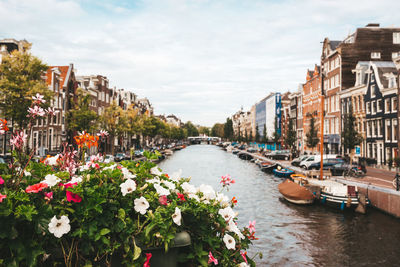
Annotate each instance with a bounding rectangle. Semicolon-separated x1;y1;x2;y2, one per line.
370;61;397;89
45;65;71;88
329;40;341;50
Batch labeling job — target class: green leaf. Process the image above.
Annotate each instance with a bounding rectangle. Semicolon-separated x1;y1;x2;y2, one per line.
133;240;141;260
118;208;126;220
100;228;110;236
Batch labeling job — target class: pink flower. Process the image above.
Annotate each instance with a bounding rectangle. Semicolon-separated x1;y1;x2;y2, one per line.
143;253;152;267
66;191;82;203
159;195;168;205
0;193;6;202
32;93;46;104
28;105;46;117
177;193;186;202
46;107;58;116
208;251;218;265
0;176;4;185
220;174;235;187
117;165;122;170
26;183;48;193
10;130;27;150
97;130;109;138
44;192;53;200
240;251;248;264
248;220;256;233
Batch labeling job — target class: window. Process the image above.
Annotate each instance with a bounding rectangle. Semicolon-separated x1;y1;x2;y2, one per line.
385;98;391;113
392;119;398;142
394;32;400;44
335;117;339;134
389;77;397;88
386;120;391;142
392;52;400;59
372;120;376;137
366;102;371;114
370;84;376;98
367;121;371;137
377;120;382;137
371;52;381;59
392;97;397;112
371;100;376;114
377;99;382;112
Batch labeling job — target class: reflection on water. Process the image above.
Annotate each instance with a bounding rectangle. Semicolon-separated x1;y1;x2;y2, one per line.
159;145;400;266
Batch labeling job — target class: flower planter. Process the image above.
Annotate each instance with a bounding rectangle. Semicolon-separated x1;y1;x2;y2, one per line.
142;231;191;267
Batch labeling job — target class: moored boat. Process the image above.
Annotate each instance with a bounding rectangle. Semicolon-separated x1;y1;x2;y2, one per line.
260;163;277;173
278;179;315;205
272;167;295;178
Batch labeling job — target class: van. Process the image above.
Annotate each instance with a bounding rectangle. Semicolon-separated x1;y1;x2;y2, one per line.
299;154;338;169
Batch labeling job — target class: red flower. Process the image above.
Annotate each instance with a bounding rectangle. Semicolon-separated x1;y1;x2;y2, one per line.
159;195;168;205
60;182;77;188
165;174;170;178
0;176;4;185
208;251;218;265
66;191;82;203
143;253;152;267
26;183;48;193
177;193;186;202
240;251;248;264
0;194;6;202
44;192;53;200
231;197;238;205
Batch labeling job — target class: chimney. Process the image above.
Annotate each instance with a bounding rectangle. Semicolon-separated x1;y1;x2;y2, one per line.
365;23;380;27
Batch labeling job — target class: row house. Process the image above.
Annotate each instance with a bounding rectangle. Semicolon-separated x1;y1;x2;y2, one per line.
280;92;290;147
240;110;254;140
30;64;76;155
322;23;400;156
232;109;245;138
0;38;30;63
166;114;182;127
293;85;303;153
302;65;321;154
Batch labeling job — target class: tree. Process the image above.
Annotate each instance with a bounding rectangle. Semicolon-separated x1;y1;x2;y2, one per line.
306;114;319;154
211;123;224;137
101;101;126;155
262;124;267;143
183;121;199;137
223;118;233;140
245;129;248;143
341;106;363;162
255;125;260;143
272;116;281;150
198;126;210;136
0;46;53;129
284;119;297;158
66;88;99;133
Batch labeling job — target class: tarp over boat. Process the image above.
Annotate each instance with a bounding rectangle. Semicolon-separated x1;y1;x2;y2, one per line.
278;179;314;201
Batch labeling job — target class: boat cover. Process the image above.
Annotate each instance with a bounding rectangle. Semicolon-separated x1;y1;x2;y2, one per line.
278;180;315;201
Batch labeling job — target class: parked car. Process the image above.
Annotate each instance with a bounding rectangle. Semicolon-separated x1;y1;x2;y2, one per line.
238;144;247;150
307;158;345;170
299;154;339;169
291;155;310;166
104;154;115;163
329;162;367;176
114;153;126;162
265;150;291;160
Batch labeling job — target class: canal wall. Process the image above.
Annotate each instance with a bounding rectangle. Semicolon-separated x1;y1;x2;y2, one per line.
244;151;400;218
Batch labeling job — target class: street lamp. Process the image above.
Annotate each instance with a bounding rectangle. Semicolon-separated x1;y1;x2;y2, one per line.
320;64;326;180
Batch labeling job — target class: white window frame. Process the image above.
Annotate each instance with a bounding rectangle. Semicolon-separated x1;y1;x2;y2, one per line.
386;119;391;142
377;99;382;112
371;100;376;114
392;52;400;59
394;32;400;44
366;102;371;114
370;84;376;98
385;98;391;113
371;52;381;59
391;97;397;113
392;119;398;142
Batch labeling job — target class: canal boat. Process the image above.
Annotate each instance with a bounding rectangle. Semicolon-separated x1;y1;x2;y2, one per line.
306;179;368;211
278;179;315;205
238;152;253;160
260;163;277;173
272;167;295;178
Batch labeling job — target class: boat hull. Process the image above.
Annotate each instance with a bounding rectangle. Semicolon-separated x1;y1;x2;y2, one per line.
278;179;315;205
273;168;294;178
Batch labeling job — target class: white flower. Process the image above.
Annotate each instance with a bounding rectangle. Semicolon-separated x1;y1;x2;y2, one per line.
41;174;61;188
181;182;196;194
223;234;236;250
172;207;182;226
238;263;250;267
103;164;117;171
45;154;60;166
79;165;89;172
154;183;170;196
134;196;150;215
218;207;235;222
188;193;200;202
199;184;216;200
147;177;161;184
69;176;83;184
150;166;162;176
48;215;71;238
226;220;245;240
162;180;176;190
120;179;137;196
216;193;229;207
121;168;136;180
170;169;182;182
24;171;31;176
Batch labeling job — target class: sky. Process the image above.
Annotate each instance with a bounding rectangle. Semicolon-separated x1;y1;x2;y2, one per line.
1;0;400;126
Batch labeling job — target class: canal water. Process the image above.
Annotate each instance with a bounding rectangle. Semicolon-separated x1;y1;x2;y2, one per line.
159;145;400;266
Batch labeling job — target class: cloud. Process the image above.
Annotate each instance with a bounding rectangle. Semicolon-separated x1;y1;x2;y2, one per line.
1;0;400;126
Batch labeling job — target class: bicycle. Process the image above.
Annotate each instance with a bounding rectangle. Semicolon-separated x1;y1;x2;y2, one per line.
343;166;364;178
